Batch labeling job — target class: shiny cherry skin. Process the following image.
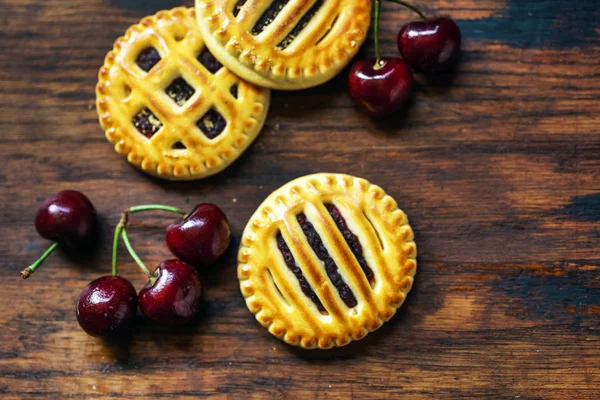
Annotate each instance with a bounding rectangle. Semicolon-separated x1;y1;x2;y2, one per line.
76;276;137;337
398;17;462;75
348;58;413;117
166;204;231;266
138;260;204;326
35;190;97;249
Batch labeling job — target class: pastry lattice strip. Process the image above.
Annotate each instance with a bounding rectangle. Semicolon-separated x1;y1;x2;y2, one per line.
115;14;242;148
234;0;342;53
266;200;392;325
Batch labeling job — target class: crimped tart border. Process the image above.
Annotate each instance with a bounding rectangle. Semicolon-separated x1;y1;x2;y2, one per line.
238;173;417;349
195;0;372;90
96;7;271;181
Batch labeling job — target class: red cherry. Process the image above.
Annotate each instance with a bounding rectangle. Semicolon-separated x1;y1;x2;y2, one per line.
398;17;462;74
76;276;137;338
348;58;413;117
22;191;98;279
35;190;97;249
138;260;204;325
166;204;231;266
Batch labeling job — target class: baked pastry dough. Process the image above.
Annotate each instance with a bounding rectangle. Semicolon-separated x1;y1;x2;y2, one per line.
238;173;417;349
195;0;372;90
96;7;270;181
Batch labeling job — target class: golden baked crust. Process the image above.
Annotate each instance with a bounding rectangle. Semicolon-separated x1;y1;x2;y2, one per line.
238;173;417;349
96;7;270;181
195;0;372;90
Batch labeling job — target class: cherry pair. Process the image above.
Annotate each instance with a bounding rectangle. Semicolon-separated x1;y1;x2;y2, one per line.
349;0;462;117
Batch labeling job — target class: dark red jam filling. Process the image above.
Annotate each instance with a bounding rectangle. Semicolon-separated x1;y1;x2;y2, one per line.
277;0;323;50
276;233;326;313
136;47;161;72
297;214;358;308
197;108;227;139
326;205;375;285
172;141;186;149
197;49;223;74
233;0;247;16
251;0;290;35
230;84;238;99
165;77;195;107
132;108;162;138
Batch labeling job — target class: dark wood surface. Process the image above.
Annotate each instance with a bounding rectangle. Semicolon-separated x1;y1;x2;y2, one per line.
1;0;599;398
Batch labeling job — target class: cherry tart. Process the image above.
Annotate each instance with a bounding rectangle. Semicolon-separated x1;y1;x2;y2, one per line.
195;0;371;90
96;7;270;181
238;173;417;349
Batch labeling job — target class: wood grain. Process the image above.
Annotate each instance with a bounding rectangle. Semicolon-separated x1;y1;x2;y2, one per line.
1;0;599;398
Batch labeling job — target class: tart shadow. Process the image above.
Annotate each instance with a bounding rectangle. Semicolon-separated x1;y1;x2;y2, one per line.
282;263;444;359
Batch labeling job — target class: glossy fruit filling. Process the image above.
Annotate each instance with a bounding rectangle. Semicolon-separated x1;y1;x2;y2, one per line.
251;0;290;35
276;233;326;313
230;84;238;99
197;49;223;74
133;108;163;138
297;214;358;308
197;108;227;139
166;77;195;107
233;0;247;17
326;205;375;285
276;0;323;50
136;47;161;72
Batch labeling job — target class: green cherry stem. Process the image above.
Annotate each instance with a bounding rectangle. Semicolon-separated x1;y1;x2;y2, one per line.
373;0;383;69
112;214;126;277
121;225;156;285
20;242;59;279
117;204;184;284
386;0;427;21
126;205;186;216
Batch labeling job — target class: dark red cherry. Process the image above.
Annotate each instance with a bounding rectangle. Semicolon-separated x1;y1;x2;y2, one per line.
348;58;413;117
76;276;137;338
166;203;231;266
138;260;203;325
398;17;462;75
35;190;97;249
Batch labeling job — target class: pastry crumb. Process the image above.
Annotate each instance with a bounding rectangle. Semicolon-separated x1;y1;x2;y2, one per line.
232;198;237;203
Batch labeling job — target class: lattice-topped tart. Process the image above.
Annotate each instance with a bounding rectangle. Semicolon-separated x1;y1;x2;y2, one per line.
195;0;372;90
96;7;270;181
238;173;417;349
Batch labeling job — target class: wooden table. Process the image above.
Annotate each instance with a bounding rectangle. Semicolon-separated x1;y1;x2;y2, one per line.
1;0;599;398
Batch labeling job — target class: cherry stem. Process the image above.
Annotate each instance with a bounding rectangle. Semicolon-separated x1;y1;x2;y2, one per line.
117;205;183;285
121;225;156;285
386;0;427;21
20;242;59;279
112;214;126;277
126;205;186;216
373;0;383;69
